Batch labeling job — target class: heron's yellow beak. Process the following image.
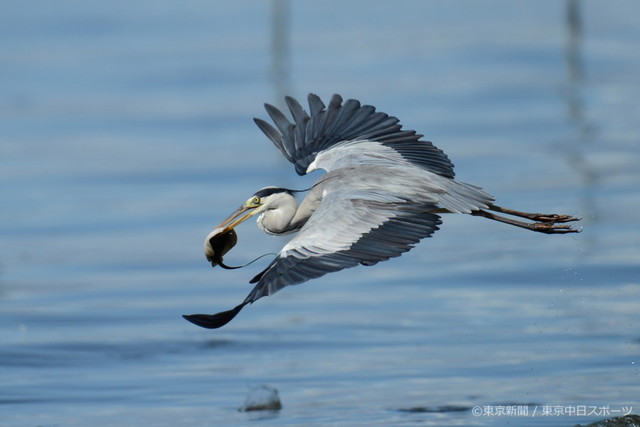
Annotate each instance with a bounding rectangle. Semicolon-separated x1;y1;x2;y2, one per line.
215;202;260;234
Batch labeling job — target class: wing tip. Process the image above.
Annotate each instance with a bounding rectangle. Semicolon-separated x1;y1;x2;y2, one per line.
183;303;246;329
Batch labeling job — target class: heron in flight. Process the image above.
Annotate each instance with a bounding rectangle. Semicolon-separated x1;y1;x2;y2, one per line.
184;94;580;329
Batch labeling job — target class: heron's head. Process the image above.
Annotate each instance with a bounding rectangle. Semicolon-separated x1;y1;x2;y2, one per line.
211;187;295;234
204;187;294;268
204;187;296;264
205;187;295;251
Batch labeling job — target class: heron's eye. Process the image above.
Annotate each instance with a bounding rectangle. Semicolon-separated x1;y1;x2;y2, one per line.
250;196;261;206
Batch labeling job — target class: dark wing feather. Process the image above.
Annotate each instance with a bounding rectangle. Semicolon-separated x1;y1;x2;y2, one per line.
253;93;455;178
284;96;309;152
253;119;282;150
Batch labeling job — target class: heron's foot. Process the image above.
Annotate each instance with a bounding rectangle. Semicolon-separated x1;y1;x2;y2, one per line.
530;221;581;234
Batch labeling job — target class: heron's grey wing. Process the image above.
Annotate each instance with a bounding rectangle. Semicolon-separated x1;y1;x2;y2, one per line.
253;93;455;178
240;190;442;305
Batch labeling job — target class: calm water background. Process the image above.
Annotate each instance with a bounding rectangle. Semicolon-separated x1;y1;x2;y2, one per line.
1;1;639;426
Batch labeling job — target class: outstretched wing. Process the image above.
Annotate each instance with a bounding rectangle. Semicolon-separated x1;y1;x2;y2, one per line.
183;188;441;329
253;93;455;178
242;189;441;304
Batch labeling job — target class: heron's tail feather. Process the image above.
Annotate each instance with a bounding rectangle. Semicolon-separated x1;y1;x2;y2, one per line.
436;180;495;214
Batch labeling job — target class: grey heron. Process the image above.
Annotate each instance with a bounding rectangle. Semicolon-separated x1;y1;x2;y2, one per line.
184;94;580;329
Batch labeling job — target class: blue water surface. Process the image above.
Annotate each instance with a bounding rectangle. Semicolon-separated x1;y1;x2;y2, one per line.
1;1;639;426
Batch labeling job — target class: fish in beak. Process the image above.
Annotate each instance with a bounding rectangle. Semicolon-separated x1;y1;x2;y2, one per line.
203;201;261;268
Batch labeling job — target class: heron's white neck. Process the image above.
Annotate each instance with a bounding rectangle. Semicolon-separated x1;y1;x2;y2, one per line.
257;192;309;235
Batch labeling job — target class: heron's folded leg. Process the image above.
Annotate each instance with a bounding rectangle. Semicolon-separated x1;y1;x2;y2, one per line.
470;209;580;234
486;204;580;224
